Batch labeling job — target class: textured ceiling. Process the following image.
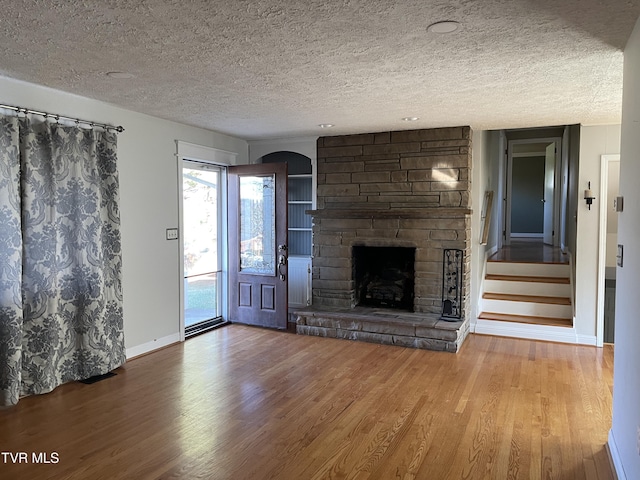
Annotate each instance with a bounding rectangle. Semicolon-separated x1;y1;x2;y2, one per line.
1;0;639;140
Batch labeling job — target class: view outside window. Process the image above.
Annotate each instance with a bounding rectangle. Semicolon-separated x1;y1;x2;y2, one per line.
183;165;221;327
239;174;276;275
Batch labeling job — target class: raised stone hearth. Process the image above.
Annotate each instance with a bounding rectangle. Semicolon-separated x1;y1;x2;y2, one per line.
296;307;468;353
299;126;472;352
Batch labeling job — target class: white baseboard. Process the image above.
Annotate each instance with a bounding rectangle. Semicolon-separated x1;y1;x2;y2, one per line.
575;334;597;346
474;319;588;344
126;332;181;360
511;233;543;238
608;429;625;480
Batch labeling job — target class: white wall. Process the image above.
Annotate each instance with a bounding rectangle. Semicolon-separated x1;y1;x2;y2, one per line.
610;16;640;480
605;234;619;269
574;125;620;342
0;76;249;356
470;130;501;325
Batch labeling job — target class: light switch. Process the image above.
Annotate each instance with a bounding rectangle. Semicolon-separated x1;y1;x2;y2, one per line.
166;228;179;240
614;196;624;212
617;244;623;267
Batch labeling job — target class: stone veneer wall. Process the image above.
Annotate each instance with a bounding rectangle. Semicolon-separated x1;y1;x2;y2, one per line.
310;126;472;318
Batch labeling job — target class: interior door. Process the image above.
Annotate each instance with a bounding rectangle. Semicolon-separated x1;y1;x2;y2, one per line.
543;143;555;245
228;162;288;329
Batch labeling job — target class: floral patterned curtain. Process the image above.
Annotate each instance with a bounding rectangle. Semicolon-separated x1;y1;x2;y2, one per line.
0;113;125;407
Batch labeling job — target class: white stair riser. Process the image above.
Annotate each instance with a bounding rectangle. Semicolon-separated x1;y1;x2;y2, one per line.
482;299;572;318
474;320;581;344
484;279;571;297
486;262;570;277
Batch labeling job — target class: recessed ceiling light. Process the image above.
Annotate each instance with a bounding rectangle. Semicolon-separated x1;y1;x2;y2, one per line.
427;21;460;34
318;124;334;128
402;117;420;122
106;71;135;79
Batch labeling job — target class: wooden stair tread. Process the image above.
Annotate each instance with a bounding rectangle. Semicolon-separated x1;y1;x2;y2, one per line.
485;274;569;284
478;312;573;328
483;292;571;305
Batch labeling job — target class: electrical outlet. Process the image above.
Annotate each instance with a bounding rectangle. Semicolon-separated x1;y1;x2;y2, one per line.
166;228;179;240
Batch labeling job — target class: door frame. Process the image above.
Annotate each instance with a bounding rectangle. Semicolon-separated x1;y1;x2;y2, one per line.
176;141;236;341
503;137;562;246
596;154;620;347
543;142;556;245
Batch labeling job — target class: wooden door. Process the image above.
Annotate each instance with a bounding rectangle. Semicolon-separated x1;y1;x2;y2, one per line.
228;163;288;329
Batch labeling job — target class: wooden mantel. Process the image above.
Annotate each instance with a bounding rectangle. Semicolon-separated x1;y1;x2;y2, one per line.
306;207;472;219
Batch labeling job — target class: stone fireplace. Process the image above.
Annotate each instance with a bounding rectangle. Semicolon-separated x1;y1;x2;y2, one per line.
296;126;472;352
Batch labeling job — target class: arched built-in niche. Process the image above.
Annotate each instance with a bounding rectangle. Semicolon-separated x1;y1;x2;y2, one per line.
257;149;315;310
261;151;313;257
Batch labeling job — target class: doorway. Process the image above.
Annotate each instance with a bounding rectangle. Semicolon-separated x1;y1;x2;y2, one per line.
597;154;621;345
505;137;562;247
182;160;225;337
510;155;545;239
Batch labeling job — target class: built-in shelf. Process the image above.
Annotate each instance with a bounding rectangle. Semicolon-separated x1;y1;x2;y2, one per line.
289;174;312;256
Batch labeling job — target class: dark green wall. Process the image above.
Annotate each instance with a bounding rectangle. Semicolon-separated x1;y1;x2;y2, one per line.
511;156;544;233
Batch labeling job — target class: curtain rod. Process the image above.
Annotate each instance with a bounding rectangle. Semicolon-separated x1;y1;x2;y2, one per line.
0;103;125;133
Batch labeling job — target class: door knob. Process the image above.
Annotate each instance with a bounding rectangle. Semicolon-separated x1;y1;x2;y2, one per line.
278;260;286;281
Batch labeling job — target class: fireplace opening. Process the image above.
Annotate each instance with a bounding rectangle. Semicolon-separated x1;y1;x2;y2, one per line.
353;246;415;311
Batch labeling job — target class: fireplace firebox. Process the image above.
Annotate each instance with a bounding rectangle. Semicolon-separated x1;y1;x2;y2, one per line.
353;246;415;311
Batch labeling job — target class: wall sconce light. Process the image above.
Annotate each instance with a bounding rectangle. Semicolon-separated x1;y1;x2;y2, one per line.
584;182;595;210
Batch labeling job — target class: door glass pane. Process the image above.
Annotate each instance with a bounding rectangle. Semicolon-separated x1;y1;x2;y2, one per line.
183;165;221;327
239;174;276;275
184;272;219;326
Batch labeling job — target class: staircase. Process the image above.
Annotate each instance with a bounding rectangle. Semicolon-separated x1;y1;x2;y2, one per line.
478;261;573;329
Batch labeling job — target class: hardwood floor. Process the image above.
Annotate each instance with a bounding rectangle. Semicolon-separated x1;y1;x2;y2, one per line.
0;326;614;479
489;239;569;264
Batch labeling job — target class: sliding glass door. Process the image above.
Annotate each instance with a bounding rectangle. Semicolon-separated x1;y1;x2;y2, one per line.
182;161;224;336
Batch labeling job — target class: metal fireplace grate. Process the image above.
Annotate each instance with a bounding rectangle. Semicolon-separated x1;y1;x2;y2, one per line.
441;249;463;321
